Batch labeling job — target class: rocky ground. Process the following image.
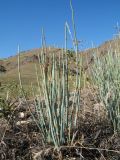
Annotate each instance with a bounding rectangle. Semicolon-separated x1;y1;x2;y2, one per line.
0;88;120;160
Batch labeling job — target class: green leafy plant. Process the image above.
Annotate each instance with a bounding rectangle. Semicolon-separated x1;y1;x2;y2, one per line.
0;96;16;120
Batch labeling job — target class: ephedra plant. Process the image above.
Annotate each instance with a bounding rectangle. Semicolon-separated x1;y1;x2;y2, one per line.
18;0;83;150
92;40;120;133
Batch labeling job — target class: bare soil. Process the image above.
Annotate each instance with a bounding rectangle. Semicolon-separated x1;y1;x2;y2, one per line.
0;88;120;160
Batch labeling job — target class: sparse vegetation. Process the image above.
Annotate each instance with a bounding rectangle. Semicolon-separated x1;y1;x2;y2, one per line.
0;1;120;160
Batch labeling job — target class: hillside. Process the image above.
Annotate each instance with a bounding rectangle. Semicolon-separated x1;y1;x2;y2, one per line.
79;38;120;69
0;47;78;87
0;38;120;85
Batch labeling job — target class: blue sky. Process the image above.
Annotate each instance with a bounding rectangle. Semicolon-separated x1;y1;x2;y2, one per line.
0;0;120;58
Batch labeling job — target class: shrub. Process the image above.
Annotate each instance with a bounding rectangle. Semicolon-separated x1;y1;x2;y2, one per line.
0;65;6;73
18;0;83;150
92;47;120;133
31;48;82;149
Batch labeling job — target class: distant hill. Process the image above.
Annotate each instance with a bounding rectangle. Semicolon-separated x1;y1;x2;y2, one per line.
0;38;120;85
0;47;76;85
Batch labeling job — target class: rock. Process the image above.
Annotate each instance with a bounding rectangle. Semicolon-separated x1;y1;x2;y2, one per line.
18;112;25;119
16;119;32;126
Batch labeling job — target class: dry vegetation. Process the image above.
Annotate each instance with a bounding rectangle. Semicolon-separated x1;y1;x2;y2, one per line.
0;38;120;159
0;1;120;159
